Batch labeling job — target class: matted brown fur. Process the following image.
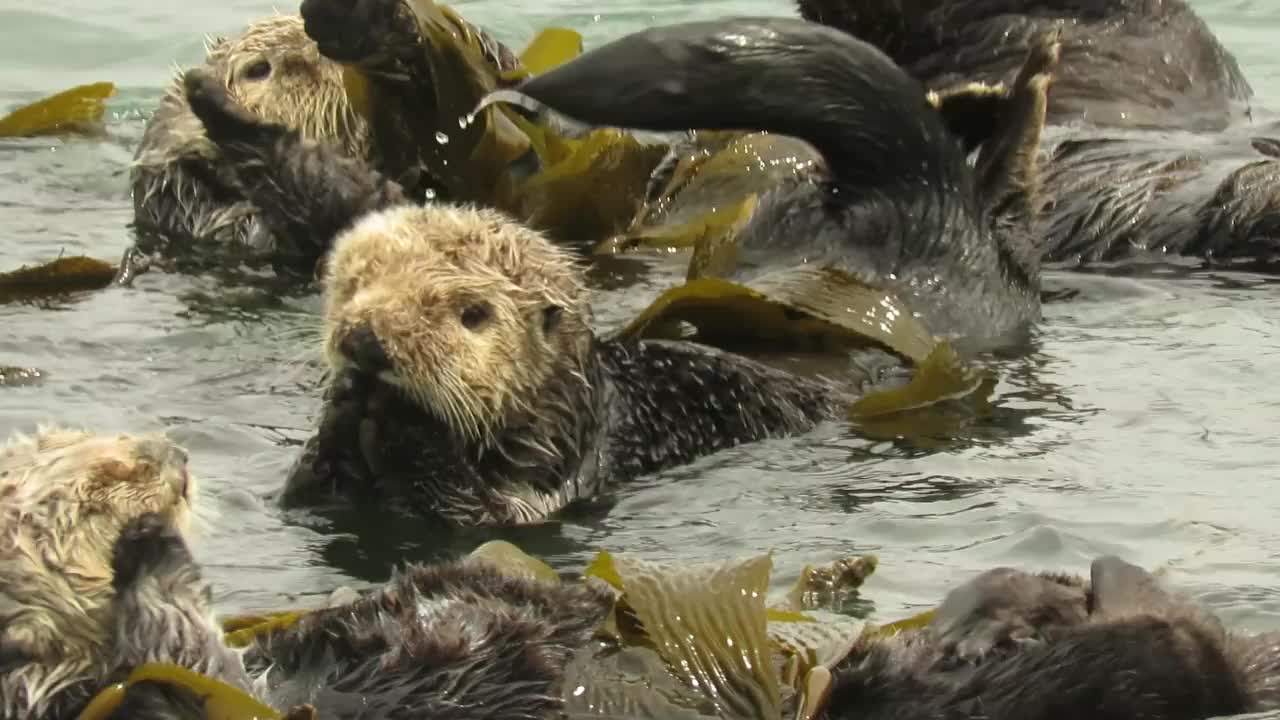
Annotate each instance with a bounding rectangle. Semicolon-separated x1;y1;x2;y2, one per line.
323;204;594;447
0;427;194;719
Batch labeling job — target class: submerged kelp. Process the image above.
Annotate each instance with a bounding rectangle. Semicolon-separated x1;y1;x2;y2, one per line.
0;255;131;305
0;82;116;139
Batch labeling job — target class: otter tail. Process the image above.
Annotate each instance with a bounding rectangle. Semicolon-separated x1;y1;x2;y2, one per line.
481;17;969;194
182;69;406;270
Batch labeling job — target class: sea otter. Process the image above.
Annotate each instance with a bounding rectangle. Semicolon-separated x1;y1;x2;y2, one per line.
824;555;1280;720
178;67;865;525
51;529;1280;720
795;1;1280;268
480;17;1049;352
129;9;520;277
794;0;1253;132
0;426;194;719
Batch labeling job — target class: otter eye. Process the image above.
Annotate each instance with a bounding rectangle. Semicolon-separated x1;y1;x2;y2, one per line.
243;60;271;81
460;303;491;330
542;305;563;333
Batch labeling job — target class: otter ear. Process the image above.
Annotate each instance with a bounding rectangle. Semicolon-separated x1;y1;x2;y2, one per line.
542;305;563;333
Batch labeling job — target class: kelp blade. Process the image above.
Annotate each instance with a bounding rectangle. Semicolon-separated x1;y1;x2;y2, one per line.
609;270;937;363
0;82;115;138
467;538;562;584
585;551;782;720
222;610;310;648
603;132;818;256
848;342;991;421
77;663;280;720
518;27;584;75
0;256;118;304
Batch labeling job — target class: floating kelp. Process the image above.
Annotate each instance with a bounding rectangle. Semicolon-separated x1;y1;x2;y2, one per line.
0;255;118;304
599;131;820;256
76;662;280;720
0;366;44;387
338;1;665;244
0;82;115;138
577;550;879;720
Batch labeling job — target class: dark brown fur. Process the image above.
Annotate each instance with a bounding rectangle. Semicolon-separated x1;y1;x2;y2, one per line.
824;556;1280;720
796;0;1252;131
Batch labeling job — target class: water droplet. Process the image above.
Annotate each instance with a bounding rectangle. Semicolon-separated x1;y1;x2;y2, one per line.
424;188;437;200
435;131;450;145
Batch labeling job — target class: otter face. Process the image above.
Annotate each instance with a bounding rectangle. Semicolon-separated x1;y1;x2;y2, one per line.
204;14;367;157
321;205;593;446
0;427;194;717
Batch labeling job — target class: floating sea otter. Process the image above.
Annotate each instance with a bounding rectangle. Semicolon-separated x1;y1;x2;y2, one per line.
827;555;1280;719
794;0;1253;132
0;426;195;719
796;0;1280;268
180;12;1054;525
37;517;1280;720
128;7;527;277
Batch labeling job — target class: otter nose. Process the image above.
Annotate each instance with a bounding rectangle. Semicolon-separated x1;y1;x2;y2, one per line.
340;323;392;374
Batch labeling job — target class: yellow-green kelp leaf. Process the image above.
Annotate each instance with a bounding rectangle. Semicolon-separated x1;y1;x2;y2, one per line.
610;268;937;363
779;555;879;613
585;551;782;720
507;111;669;244
0;82;115;138
869;608;938;638
516;27;583;75
222;610;310;648
600;132;818;256
0;255;118;304
849;342;987;420
77;663;280;720
467;539;562;584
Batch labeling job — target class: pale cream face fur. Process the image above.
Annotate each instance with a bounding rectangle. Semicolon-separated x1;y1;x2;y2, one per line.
204;14;368;157
0;426;194;717
322;204;594;447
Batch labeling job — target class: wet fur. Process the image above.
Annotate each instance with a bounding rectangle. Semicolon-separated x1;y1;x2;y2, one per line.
509;18;1053;350
0;428;193;719
800;1;1280;266
242;561;615;719
825;556;1280;720
796;0;1252;132
180;70;845;526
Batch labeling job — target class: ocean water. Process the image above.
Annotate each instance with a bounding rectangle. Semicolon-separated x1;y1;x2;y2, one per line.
1;0;1279;674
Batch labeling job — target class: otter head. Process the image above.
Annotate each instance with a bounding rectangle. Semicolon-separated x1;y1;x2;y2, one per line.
0;427;194;718
202;14;367;158
321;204;594;448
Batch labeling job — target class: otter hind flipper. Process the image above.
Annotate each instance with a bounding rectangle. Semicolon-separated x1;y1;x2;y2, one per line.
972;30;1059;226
500;17;964;191
182;68;405;271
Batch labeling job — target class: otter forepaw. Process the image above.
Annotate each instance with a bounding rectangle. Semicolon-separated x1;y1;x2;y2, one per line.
300;0;401;63
183;68;278;147
110;512;193;593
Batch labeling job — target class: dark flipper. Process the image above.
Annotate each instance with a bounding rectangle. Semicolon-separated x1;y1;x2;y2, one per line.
497;17;965;191
182;69;406;272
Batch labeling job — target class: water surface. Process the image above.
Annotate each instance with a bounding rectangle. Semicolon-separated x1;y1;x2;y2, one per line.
1;0;1279;647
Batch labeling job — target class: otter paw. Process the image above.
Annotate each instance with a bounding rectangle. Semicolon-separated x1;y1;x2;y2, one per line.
183;68;274;145
301;0;400;63
110;512;193;593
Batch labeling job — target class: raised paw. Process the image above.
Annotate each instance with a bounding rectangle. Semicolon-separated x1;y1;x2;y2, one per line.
301;0;401;63
183;68;275;146
110;512;194;593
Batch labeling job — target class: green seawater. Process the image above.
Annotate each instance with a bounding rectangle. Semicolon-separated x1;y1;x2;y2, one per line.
1;0;1280;690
